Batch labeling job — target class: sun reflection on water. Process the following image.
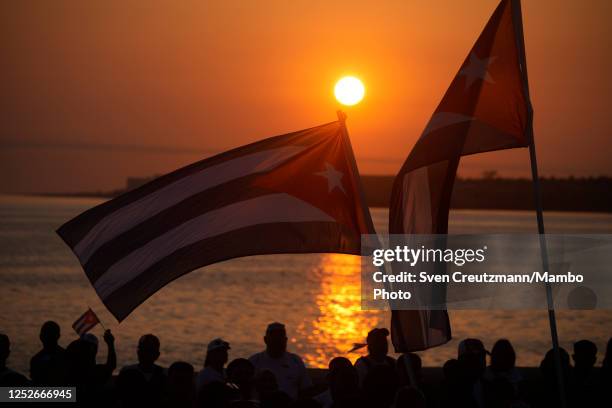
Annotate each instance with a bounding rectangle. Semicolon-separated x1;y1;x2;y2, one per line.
297;254;384;368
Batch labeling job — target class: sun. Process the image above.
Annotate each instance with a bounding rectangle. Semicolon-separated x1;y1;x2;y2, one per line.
334;76;365;106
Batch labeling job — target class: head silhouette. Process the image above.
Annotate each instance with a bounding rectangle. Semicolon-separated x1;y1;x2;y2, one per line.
264;322;287;358
366;328;389;359
490;339;516;372
328;358;358;403
397;353;422;387
226;358;255;388
0;334;9;367
540;347;571;384
573;339;597;370
255;369;279;398
39;321;60;349
329;356;353;371
167;361;195;404
458;338;487;381
137;334;160;368
205;338;230;370
443;359;461;384
65;338;96;384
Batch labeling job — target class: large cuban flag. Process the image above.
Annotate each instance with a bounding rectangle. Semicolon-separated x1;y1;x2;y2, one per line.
389;0;533;351
58;118;375;321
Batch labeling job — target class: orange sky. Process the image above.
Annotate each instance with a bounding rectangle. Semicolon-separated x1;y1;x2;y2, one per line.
1;0;611;193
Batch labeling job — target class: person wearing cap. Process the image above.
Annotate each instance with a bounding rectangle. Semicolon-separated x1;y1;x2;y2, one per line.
249;322;312;400
354;328;395;384
196;338;230;391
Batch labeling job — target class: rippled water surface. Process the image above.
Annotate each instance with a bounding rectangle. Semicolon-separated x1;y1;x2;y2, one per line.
1;195;611;373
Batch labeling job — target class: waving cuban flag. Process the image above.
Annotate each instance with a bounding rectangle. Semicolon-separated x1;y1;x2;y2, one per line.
58;117;375;321
390;0;533;351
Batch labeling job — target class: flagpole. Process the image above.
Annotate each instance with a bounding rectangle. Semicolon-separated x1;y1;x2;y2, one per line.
337;110;376;235
512;1;566;407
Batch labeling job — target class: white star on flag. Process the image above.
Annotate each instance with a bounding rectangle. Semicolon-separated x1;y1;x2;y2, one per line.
315;162;346;194
459;51;496;89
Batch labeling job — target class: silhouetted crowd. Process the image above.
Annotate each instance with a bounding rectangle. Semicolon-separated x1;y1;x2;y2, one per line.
1;322;611;407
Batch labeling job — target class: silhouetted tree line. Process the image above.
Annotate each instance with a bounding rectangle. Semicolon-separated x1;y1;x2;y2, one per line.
361;176;612;212
39;175;612;213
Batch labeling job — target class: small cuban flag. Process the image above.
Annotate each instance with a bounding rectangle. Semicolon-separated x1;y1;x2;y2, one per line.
72;308;100;336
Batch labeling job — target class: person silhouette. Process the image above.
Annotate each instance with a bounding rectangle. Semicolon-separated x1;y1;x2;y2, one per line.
0;333;28;386
537;347;573;408
30;320;66;385
196;338;230;391
86;330;117;383
572;339;598;407
362;364;399;408
573;339;597;380
396;352;422;388
314;357;358;408
438;358;477;408
354;328;395;384
249;322;312;400
602;338;612;405
603;338;612;368
65;336;96;405
163;361;196;408
63;331;116;407
226;358;257;406
117;334;167;408
483;339;522;394
457;338;488;408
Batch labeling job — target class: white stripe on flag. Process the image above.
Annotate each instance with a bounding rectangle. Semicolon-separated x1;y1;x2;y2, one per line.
402;167;433;234
75;322;96;335
419;112;473;140
73;318;96;335
94;193;335;298
74;145;308;264
74;320;86;333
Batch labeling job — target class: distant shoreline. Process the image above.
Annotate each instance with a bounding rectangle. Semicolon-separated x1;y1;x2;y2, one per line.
13;175;612;213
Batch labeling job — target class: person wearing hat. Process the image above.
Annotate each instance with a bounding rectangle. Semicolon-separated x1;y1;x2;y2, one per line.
355;328;396;384
249;322;312;400
196;338;230;391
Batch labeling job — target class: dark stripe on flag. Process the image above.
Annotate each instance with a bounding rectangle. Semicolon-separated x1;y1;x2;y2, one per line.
402;122;521;173
82;138;339;283
57;121;340;248
100;221;359;321
83;179;274;283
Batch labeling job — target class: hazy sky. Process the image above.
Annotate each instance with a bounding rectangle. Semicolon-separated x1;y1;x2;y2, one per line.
2;0;611;193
